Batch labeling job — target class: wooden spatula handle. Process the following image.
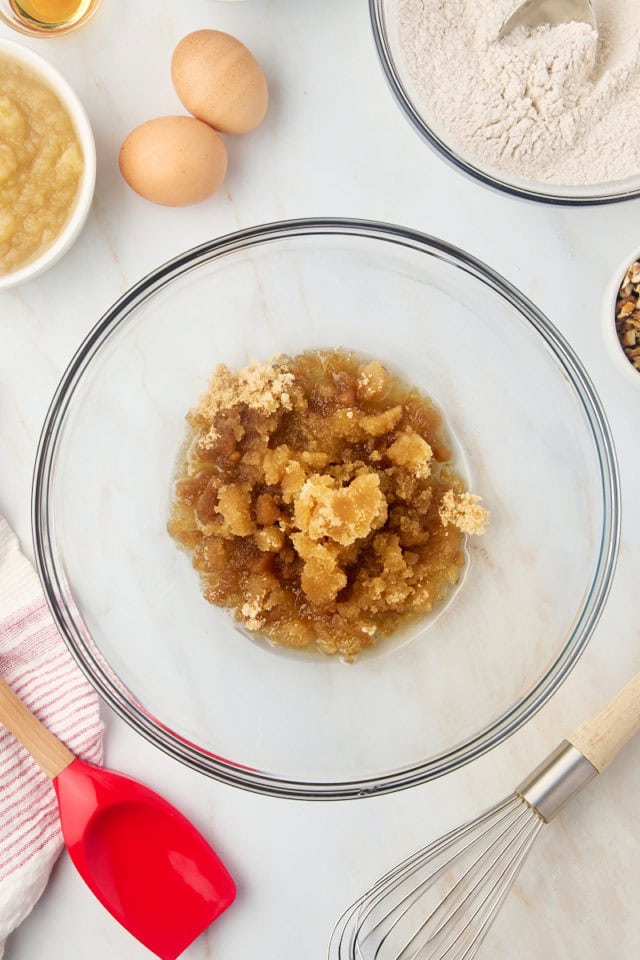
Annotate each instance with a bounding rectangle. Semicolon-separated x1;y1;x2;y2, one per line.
569;671;640;773
0;675;75;779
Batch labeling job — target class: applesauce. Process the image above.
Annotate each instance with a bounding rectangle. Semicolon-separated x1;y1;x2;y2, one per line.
0;55;84;275
169;351;489;660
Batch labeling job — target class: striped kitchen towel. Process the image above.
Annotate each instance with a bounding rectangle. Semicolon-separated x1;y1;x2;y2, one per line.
0;514;103;958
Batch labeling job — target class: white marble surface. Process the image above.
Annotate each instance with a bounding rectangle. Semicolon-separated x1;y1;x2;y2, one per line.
1;1;639;958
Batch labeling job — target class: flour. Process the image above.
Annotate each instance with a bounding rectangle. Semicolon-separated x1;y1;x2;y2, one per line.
397;0;640;185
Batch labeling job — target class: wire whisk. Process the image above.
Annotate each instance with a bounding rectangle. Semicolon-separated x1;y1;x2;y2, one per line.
329;670;640;960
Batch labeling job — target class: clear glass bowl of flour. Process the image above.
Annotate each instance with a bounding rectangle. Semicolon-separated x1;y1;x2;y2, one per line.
370;0;640;205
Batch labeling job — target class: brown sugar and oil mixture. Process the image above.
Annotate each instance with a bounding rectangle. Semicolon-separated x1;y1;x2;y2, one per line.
168;350;489;660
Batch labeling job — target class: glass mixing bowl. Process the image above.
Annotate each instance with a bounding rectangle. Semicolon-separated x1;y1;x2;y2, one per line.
369;0;640;205
33;219;619;798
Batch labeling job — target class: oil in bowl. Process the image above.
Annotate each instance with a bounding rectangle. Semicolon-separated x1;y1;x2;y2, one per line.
0;0;100;35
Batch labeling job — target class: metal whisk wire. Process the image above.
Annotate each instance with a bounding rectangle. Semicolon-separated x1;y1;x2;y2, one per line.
331;675;640;960
330;795;543;960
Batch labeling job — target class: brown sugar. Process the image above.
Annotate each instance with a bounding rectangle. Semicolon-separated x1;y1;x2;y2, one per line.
168;350;489;659
294;472;388;546
386;431;433;478
439;490;489;536
193;360;295;449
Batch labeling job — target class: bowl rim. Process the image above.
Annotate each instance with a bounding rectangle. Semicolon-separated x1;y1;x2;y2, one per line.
0;38;96;290
32;217;621;799
368;0;640;207
602;247;640;390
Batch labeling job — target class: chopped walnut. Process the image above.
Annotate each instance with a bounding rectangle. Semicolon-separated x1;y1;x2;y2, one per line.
615;261;640;374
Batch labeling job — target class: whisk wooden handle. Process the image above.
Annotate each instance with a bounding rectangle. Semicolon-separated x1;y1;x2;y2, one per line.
0;675;75;780
569;671;640;772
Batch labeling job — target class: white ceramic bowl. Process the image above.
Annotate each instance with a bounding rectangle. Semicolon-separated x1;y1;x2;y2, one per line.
0;39;96;290
603;249;640;390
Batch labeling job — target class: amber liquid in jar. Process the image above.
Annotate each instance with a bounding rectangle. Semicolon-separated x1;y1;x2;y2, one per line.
9;0;96;29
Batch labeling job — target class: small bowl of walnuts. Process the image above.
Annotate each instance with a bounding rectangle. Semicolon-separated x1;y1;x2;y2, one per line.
606;253;640;388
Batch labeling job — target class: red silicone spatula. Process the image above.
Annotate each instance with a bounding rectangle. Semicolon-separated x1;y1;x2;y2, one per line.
0;675;236;960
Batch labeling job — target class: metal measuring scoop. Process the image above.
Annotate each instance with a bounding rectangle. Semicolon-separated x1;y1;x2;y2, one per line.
499;0;596;39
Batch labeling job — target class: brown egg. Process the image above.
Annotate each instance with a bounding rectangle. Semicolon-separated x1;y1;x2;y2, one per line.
171;30;268;135
119;116;227;207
